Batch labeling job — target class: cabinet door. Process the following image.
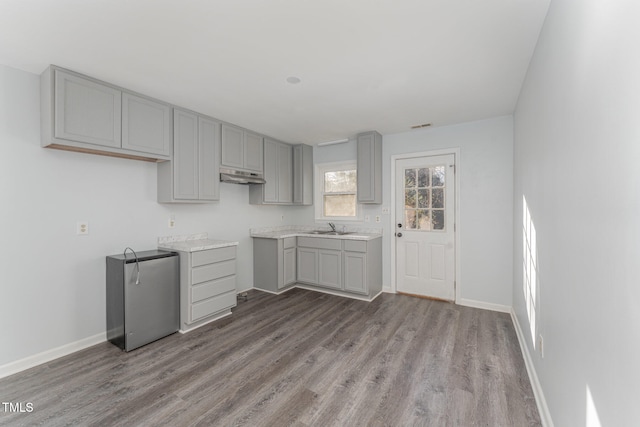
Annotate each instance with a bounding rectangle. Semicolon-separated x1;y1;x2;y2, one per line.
121;93;171;156
318;250;342;290
277;142;293;203
244;131;263;172
357;133;374;202
173;110;199;200
54;69;121;148
199;117;220;200
344;251;368;294
263;139;279;203
283;247;296;287
297;248;318;284
357;131;382;204
293;144;313;205
221;124;244;169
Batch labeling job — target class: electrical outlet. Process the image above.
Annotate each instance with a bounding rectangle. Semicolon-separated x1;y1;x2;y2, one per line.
538;335;544;358
382;207;390;214
168;215;175;228
375;215;381;223
76;221;89;235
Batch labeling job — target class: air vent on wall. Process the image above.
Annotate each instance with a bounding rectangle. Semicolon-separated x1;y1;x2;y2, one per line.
410;123;432;129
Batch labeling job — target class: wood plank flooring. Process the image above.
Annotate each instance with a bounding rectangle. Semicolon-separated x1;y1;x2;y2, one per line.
0;289;541;426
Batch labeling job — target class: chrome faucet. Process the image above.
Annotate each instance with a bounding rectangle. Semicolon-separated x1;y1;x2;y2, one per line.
328;222;336;232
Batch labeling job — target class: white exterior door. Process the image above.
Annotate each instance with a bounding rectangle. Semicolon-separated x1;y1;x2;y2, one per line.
395;154;455;301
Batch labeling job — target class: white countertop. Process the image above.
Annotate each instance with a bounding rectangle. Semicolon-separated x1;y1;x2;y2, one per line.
250;226;382;241
158;233;238;252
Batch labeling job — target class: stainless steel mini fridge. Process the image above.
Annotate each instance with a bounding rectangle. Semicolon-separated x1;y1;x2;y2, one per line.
106;249;179;351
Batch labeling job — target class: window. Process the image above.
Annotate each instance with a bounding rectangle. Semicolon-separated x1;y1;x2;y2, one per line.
315;162;360;221
403;166;446;231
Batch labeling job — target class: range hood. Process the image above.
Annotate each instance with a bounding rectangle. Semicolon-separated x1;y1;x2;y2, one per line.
219;167;266;185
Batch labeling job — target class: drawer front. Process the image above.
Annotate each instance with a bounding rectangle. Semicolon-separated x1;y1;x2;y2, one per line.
283;237;296;249
192;275;236;303
297;237;342;251
192;259;235;285
191;246;236;268
344;240;367;253
190;291;237;322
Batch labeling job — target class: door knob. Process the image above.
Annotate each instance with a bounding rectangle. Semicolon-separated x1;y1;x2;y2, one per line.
396;232;403;237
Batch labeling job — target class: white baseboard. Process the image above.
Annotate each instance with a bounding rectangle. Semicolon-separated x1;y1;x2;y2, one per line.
457;298;511;313
236;286;255;294
510;309;554;427
0;332;106;380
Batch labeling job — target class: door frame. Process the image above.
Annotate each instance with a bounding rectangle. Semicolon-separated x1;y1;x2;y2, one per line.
389;148;461;302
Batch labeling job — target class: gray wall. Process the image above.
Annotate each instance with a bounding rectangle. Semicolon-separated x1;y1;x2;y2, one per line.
314;116;514;308
0;65;311;366
513;0;640;424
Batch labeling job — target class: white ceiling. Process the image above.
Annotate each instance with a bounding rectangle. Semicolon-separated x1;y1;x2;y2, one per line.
0;0;550;144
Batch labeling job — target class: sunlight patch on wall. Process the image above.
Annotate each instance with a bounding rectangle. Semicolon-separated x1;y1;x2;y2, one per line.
586;385;602;427
523;195;538;348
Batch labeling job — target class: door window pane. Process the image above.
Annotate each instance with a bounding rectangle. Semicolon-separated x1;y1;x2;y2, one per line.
405;209;417;229
418;168;430;187
417;209;431;230
404;169;416;187
418;189;430;208
432;166;445;187
405;189;416;209
432;210;445;230
431;188;444;209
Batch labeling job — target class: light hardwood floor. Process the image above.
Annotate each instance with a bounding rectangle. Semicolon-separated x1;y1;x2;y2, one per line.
0;289;541;426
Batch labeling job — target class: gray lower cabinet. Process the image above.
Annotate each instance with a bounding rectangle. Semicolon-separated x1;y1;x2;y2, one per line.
357;131;382;204
40;65;171;161
253;237;297;292
296;236;382;299
249;138;292;204
221;123;263;173
343;240;369;295
175;246;237;332
157;109;220;202
293;144;313;205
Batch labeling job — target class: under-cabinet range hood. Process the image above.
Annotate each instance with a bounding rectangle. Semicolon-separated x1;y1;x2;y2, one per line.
219;168;266;185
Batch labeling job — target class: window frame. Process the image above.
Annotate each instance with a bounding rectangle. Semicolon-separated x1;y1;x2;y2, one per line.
314;161;362;222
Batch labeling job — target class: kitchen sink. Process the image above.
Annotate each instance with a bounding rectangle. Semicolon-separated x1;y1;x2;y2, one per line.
308;230;354;235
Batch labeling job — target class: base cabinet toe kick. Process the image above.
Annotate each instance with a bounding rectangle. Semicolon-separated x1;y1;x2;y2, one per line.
253;235;382;301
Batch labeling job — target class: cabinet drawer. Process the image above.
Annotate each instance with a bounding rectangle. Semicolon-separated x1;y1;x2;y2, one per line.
344;240;367;253
190;291;236;322
283;237;296;249
192;275;236;303
191;246;236;267
192;259;235;285
297;237;342;251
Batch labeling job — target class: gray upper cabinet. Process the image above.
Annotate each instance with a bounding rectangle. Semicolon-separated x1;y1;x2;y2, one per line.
221;123;263;173
41;65;171;162
157;109;220;203
245;131;264;172
293;144;313;205
357;131;382;204
53;69;122;148
198;117;220;200
122;93;171;156
250;138;292;204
